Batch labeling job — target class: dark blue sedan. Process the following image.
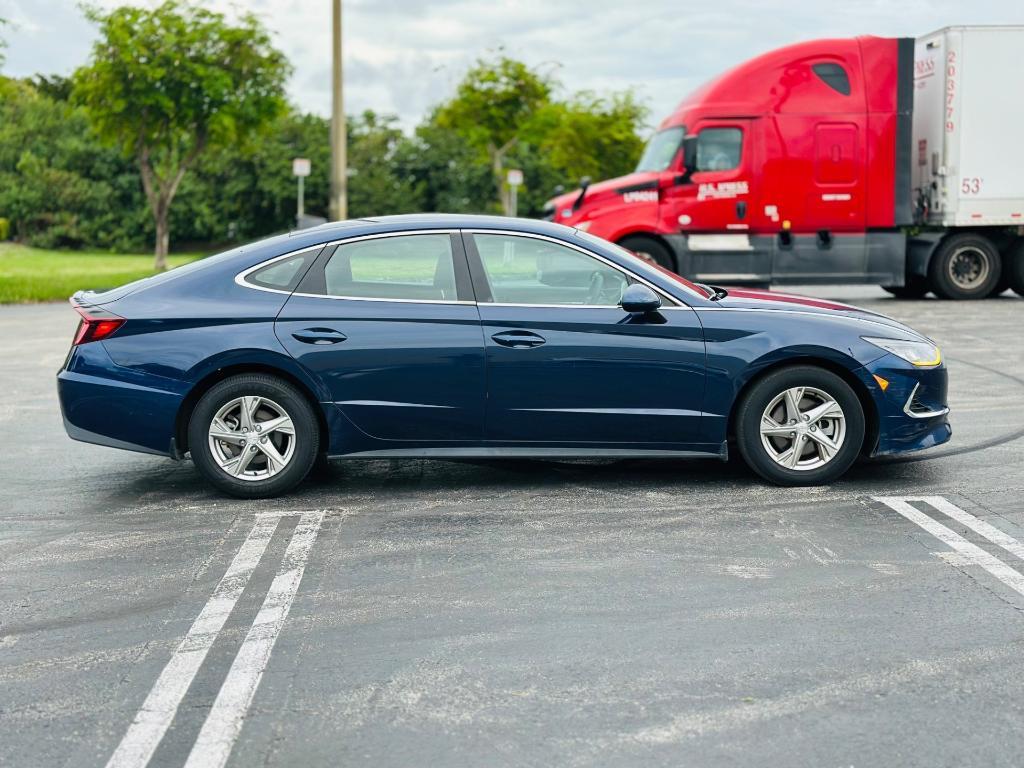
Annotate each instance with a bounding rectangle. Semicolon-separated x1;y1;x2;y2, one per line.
58;215;951;497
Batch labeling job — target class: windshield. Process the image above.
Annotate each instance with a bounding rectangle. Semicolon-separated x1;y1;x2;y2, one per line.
634;126;685;173
574;230;710;300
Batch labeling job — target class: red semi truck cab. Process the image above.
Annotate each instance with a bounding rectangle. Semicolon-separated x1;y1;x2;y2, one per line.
544;36;915;287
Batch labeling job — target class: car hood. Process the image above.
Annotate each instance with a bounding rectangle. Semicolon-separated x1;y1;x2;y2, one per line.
708;288;931;340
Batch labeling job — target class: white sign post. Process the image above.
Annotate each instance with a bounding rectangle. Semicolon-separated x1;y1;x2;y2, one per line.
293;158;311;227
506;169;524;218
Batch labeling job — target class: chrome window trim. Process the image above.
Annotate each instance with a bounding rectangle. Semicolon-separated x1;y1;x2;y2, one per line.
234;230;472;304
234;227;695;311
291;292;475;306
465;229;687;309
234;245;325;295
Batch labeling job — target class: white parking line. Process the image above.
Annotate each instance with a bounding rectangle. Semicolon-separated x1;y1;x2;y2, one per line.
184;511;324;768
105;512;323;768
874;496;1024;598
909;496;1024;564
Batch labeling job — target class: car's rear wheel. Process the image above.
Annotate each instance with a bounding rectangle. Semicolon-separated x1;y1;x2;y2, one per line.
188;374;319;498
735;366;865;486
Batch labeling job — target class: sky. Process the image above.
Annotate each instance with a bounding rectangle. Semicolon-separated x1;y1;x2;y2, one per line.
1;0;1022;133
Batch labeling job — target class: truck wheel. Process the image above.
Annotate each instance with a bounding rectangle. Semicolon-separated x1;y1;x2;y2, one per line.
881;276;928;299
618;236;675;271
1006;240;1024;298
927;233;1001;300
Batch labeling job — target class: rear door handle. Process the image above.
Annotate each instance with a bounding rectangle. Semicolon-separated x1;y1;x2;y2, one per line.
491;330;546;349
292;327;347;345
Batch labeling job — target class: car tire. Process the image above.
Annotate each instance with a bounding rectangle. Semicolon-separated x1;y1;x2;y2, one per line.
188;373;320;498
735;366;865;487
1006;239;1024;298
927;233;1001;300
618;235;676;271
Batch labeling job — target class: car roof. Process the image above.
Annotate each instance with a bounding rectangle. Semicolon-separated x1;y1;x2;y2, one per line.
296;213;577;240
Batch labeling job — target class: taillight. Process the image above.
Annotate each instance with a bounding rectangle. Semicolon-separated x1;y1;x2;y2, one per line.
72;303;126;345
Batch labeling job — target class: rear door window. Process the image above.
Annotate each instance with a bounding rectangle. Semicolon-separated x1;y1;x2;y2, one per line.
323;234;459;302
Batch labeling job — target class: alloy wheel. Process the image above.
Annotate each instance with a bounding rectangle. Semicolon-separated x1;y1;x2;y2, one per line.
207;396;296;481
759;386;847;471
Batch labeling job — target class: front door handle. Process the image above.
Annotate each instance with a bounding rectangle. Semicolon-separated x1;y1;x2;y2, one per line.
736;200;747;219
292;327;347;345
491;330;546;349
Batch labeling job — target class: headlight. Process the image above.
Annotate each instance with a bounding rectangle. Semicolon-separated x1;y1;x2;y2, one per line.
863;337;942;366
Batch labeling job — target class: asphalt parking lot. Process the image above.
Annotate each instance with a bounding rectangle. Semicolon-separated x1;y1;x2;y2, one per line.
3;288;1024;768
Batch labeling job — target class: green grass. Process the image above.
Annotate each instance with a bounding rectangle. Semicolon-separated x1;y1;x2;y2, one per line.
0;243;204;303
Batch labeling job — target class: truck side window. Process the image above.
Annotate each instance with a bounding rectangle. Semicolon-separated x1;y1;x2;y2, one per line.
812;63;851;96
696;128;742;172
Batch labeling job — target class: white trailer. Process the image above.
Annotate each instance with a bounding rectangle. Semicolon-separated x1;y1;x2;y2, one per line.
905;26;1024;298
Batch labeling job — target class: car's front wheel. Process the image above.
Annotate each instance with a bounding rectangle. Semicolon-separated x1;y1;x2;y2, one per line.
735;366;865;486
188;373;320;498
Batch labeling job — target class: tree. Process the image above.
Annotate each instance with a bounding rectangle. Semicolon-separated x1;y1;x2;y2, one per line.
346;111;423;217
0;77;148;250
433;56;552;215
73;1;291;269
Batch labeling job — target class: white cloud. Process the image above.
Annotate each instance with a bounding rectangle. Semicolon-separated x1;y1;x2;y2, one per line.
1;0;1022;132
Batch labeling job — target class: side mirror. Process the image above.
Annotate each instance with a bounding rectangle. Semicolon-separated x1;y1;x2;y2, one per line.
620;283;662;314
679;136;698;183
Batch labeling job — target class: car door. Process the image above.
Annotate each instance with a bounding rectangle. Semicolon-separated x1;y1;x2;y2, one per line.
659;119;771;283
274;231;485;443
464;230;709;448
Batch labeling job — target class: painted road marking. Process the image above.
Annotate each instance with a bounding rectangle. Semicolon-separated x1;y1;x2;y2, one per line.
105;511;324;768
184;511;324;768
874;496;1024;598
911;496;1024;564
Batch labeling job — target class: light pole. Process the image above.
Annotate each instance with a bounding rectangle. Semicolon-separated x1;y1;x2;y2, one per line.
293;157;311;228
329;0;347;221
506;169;523;218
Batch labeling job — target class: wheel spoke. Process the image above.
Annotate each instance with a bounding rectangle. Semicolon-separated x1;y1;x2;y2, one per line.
258;414;294;437
804;398;844;426
783;388;805;423
777;434;805;469
760;415;792;437
223;447;257;477
239;396;260;432
209;417;245;446
807;429;839;461
259;440;288;475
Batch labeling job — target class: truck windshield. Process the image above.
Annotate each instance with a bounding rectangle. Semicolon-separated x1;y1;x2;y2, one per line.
634;127;685;172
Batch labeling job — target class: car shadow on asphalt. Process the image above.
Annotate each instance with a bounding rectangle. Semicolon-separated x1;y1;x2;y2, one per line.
95;448;948;514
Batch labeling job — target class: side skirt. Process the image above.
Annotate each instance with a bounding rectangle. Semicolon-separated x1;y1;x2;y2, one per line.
330;445;728;460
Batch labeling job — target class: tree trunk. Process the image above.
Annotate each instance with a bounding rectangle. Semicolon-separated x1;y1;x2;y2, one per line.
153;206;169;272
490;139;517;217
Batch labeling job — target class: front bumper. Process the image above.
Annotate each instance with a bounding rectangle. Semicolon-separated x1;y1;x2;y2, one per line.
859;356;951;457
